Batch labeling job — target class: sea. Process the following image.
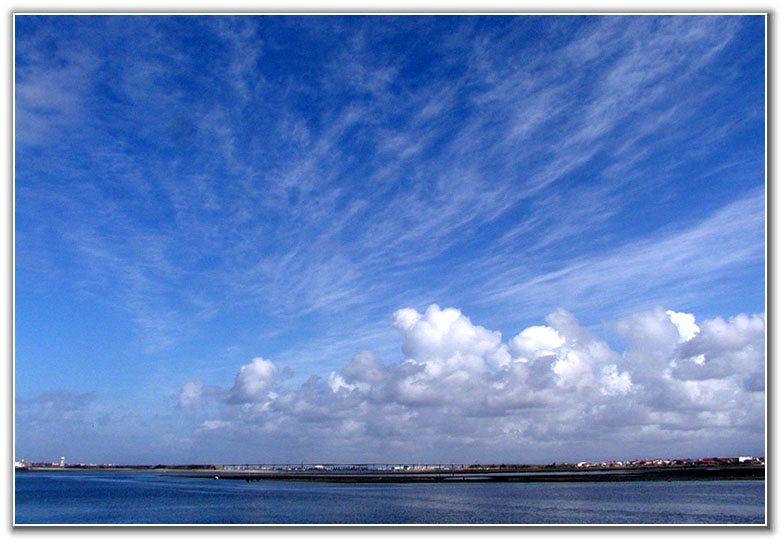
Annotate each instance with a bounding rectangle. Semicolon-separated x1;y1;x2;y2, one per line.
14;470;765;525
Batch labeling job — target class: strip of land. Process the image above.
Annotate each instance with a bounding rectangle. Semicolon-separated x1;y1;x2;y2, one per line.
162;465;764;483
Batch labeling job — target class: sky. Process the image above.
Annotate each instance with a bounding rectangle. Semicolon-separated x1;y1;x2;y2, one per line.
14;14;765;465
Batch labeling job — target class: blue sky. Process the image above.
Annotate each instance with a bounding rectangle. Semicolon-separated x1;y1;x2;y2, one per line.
15;15;765;464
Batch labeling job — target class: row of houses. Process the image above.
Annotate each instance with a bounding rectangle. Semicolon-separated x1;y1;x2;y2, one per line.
575;456;764;468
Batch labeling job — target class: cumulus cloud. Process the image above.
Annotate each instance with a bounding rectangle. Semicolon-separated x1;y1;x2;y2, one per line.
180;305;764;459
394;305;504;363
509;325;564;360
177;357;278;410
671;313;765;387
666;310;701;342
227;357;278;404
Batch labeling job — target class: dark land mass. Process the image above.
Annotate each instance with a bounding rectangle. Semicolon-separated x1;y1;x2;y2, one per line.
159;465;764;483
18;460;765;483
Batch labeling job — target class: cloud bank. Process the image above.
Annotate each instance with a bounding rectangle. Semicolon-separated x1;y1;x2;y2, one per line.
179;305;765;462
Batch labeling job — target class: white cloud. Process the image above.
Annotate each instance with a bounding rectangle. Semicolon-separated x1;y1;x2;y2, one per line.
197;420;233;433
509;325;565;360
481;189;764;321
178;380;204;409
181;304;764;459
599;364;634;396
667;310;701;342
616;307;683;380
227;357;278;404
671;313;765;385
393;304;506;367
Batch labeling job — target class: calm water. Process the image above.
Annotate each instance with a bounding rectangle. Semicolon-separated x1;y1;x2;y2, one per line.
14;471;765;525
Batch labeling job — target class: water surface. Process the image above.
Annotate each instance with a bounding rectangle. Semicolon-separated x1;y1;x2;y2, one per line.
14;471;765;525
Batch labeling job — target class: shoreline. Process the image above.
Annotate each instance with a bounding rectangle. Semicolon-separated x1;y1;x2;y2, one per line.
17;465;756;483
16;463;765;483
168;466;765;483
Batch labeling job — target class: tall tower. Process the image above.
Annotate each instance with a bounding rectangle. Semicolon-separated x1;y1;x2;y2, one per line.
59;456;65;467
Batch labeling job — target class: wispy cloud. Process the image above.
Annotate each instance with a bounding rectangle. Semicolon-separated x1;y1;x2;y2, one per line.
16;16;758;346
15;15;764;461
475;188;764;321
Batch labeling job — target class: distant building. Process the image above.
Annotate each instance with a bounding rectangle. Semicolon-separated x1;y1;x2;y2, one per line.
59;456;65;467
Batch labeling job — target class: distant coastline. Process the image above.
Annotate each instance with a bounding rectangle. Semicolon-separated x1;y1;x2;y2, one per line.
16;460;765;483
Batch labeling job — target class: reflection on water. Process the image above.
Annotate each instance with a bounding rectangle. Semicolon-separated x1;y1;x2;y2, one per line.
15;471;765;525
